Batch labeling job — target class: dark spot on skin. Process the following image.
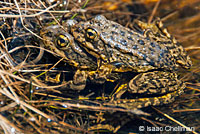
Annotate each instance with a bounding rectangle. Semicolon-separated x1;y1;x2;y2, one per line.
158;57;161;62
165;53;170;58
149;47;155;52
78;27;82;31
116;53;120;56
113;62;123;68
160;52;164;57
153;33;160;37
164;49;169;54
104;26;109;29
161;50;170;58
138;40;144;45
168;45;176;50
136;34;140;38
157;41;161;44
167;41;172;44
82;40;86;44
137;51;142;56
102;32;107;36
156;45;161;50
111;31;118;35
152;37;157;41
128;31;133;35
163;58;169;64
112;24;118;28
142;83;148;88
107;40;111;45
129;62;133;66
110;36;114;41
120;31;125;36
80;31;85;34
160;41;166;44
168;61;173;66
142;53;147;59
149;60;155;66
146;37;150;41
120;39;127;46
127;36;133;41
132;45;138;49
150;42;156;47
75;29;79;33
76;36;80;39
115;43;120;48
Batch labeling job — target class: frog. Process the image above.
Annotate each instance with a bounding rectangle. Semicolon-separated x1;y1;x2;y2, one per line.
40;21;122;90
66;15;192;108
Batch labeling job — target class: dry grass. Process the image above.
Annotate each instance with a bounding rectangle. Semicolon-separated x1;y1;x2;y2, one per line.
0;0;199;133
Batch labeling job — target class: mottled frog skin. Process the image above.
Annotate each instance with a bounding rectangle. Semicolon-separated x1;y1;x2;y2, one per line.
67;15;192;109
70;15;191;72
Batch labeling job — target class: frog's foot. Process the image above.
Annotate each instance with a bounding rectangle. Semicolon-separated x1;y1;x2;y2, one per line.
45;73;61;84
89;64;113;84
128;71;185;94
136;18;177;44
63;70;88;90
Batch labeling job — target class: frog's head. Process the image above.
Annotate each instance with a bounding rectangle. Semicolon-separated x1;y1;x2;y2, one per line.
41;25;74;50
41;24;96;68
70;15;114;62
70;15;139;64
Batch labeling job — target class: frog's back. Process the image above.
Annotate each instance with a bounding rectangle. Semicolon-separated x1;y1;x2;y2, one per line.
71;15;192;72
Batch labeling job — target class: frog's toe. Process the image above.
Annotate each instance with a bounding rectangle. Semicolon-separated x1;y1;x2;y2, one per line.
64;70;88;90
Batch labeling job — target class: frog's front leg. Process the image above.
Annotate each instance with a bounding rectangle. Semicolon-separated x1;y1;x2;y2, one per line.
63;70;88;90
108;71;185;108
89;64;114;84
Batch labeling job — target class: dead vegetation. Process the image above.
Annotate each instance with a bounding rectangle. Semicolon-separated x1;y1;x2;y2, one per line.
0;0;199;133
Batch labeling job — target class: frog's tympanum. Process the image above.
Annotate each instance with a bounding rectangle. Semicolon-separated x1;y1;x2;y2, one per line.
42;15;192;109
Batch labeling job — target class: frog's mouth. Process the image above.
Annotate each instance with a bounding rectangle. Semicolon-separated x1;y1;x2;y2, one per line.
71;26;106;61
82;42;105;59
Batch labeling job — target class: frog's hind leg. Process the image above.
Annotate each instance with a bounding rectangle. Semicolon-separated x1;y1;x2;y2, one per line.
104;89;184;109
128;71;185;95
108;71;185;109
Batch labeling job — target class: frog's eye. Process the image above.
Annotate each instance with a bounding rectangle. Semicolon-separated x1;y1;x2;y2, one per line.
56;34;70;47
86;28;98;40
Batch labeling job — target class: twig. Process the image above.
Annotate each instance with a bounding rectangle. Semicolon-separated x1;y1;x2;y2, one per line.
152;107;198;134
148;0;161;24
